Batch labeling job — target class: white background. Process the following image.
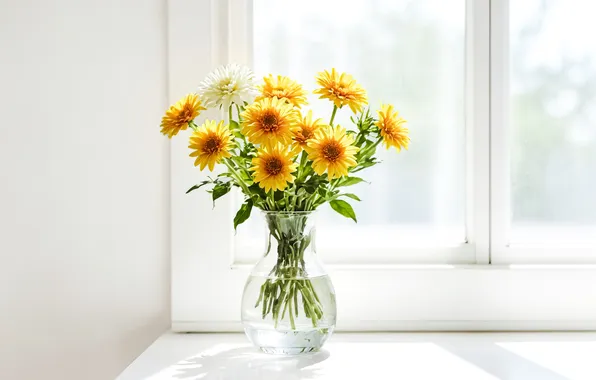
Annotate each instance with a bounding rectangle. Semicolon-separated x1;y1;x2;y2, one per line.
0;0;169;379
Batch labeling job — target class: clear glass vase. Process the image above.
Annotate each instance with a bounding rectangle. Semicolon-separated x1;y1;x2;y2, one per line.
241;211;336;354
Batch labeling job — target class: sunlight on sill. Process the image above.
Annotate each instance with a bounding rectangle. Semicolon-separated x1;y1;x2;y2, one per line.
146;342;499;380
497;341;596;380
507;264;596;270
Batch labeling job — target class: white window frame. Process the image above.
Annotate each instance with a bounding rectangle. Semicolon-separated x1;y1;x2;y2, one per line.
490;0;596;264
169;0;596;332
232;0;480;266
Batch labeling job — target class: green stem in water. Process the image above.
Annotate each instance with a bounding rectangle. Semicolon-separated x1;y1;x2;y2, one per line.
255;217;324;330
288;295;296;330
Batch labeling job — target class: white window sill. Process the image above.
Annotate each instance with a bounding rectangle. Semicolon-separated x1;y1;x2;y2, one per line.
118;332;596;379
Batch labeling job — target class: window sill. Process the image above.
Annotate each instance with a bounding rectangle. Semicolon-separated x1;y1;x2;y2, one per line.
172;265;596;331
118;332;596;379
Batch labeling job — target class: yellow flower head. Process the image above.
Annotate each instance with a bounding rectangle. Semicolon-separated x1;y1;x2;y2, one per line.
251;144;299;193
160;94;206;138
306;125;359;179
188;120;233;171
376;104;410;151
313;68;368;113
293;110;325;149
256;74;308;108
241;97;299;148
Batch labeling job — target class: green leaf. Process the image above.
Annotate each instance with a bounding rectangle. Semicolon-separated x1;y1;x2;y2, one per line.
301;174;328;194
318;187;329;199
273;190;284;201
351;159;379;173
339;193;361;201
229;120;240;130
248;183;267;199
233;200;253;230
339;176;365;187
186;181;210;194
329;199;357;223
212;182;231;206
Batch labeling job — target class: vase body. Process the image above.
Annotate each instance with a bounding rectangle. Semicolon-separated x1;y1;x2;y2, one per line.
241;211;336;354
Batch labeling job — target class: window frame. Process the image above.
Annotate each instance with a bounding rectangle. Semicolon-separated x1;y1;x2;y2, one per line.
230;0;488;265
169;0;596;332
489;0;596;264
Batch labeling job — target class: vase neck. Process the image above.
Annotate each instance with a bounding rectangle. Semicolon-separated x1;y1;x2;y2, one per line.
262;212;317;260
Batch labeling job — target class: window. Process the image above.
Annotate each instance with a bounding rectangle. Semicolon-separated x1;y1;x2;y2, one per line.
169;0;596;330
510;1;596;237
491;0;596;262
236;0;471;265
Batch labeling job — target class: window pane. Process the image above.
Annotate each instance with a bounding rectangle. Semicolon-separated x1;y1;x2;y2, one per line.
510;0;596;242
245;0;465;250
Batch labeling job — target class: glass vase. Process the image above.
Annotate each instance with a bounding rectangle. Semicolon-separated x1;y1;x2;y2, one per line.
241;211;336;354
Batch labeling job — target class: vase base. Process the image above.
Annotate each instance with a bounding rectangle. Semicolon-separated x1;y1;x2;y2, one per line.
243;325;334;355
259;346;319;355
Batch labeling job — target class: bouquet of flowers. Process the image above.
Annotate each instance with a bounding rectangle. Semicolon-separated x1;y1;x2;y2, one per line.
160;64;409;331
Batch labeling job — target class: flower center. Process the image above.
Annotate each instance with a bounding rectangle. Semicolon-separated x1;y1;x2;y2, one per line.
264;157;283;175
202;136;222;154
272;89;286;97
180;105;195;123
322;141;343;162
260;112;279;132
331;86;350;100
218;79;239;95
301;127;313;140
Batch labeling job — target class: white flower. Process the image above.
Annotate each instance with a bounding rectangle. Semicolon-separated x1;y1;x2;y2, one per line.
197;64;258;110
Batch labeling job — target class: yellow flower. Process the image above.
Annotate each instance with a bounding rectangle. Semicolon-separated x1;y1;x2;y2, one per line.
251;144;299;193
188;120;233;171
306;125;359;179
293;110;325;149
256;74;308;108
241;97;299;148
376;104;410;151
313;68;368;113
160;94;206;138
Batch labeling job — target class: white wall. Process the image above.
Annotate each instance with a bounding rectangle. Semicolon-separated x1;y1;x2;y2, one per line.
0;1;169;379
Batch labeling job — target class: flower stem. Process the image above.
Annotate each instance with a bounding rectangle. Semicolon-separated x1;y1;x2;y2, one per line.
329;105;338;126
228;105;233;124
253;217;324;330
223;159;251;196
235;104;243;123
297;150;308;181
267;190;276;210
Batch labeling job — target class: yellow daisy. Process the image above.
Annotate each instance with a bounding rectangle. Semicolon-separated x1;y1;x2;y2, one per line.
241;97;299;148
188;120;233;171
251;144;299;193
376;104;410;151
293;110;325;149
256;74;308;108
306;125;359;179
313;68;368;113
160;94;206;138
